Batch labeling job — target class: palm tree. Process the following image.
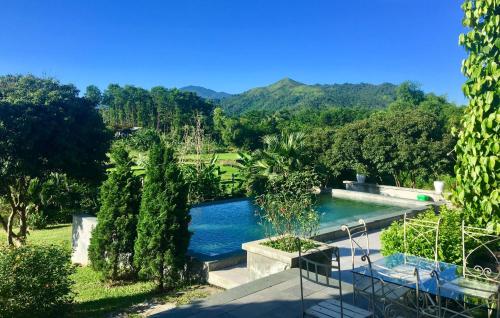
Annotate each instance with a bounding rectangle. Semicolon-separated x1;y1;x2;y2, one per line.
253;131;308;177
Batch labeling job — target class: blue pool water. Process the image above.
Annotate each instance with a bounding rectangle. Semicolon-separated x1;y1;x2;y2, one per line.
188;194;403;259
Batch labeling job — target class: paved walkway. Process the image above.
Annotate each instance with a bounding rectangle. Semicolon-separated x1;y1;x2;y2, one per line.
152;230;384;317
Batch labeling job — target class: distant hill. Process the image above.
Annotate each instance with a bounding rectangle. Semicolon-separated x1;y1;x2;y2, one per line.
220;78;398;115
180;85;232;100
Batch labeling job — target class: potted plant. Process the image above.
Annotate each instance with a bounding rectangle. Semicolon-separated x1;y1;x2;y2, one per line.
354;163;368;183
242;171;334;279
433;180;445;195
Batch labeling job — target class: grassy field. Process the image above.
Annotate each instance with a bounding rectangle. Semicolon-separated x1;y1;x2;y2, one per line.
129;151;244;183
182;152;241;161
181;152;243;181
0;225;215;318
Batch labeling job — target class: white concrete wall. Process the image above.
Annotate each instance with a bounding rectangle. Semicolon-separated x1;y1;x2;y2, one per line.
343;181;445;202
71;214;97;265
332;188;429;207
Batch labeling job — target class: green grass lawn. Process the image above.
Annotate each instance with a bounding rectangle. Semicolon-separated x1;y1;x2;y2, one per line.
182;152;241;161
0;224;215;318
129;151;244;182
181;152;244;184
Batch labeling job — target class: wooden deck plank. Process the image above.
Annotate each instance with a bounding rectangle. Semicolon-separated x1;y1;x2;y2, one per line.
306;305;342;318
323;299;372;317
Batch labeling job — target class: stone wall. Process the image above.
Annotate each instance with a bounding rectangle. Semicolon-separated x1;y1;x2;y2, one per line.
71;214;97;265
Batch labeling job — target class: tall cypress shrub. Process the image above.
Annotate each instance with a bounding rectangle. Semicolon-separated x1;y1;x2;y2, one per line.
134;142;191;291
88;144;141;280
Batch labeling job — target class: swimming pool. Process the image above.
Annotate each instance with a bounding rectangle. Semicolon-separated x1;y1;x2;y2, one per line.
188;194;404;259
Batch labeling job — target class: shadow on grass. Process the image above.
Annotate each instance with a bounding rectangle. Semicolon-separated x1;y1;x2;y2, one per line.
46;224;72;230
71;290;158;318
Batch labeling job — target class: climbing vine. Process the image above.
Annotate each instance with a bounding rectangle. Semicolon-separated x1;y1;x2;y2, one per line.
453;0;499;231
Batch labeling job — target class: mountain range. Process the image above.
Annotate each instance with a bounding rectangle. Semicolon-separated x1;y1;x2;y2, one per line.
180;85;232;100
182;78;399;115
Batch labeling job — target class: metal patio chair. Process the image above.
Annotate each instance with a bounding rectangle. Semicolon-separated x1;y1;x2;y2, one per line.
360;252;423;318
403;213;441;266
341;219;373;304
297;238;373;318
436;222;500;318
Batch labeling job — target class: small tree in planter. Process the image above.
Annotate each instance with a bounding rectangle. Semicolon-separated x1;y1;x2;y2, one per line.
256;170;320;252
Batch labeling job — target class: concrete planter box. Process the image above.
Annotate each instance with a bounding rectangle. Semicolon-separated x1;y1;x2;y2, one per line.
242;237;333;280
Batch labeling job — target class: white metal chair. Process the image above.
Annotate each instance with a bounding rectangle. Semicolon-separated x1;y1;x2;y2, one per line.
297;238;373;318
436;222;500;318
341;219;371;304
403;213;441;266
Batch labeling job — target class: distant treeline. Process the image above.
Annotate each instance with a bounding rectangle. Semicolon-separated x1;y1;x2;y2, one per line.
96;84;214;135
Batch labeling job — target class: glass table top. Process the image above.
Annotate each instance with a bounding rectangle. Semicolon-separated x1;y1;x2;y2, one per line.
353;253;499;302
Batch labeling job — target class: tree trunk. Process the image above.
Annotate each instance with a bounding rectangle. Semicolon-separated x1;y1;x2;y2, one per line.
4;182;29;246
18;207;27;244
158;263;164;291
7;209;15;246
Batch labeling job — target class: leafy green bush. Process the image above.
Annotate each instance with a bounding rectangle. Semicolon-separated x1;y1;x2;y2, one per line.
381;206;463;265
27;211;48;230
0;245;75;317
27;174;101;227
127;128;161;152
183;155;225;204
262;237;318;253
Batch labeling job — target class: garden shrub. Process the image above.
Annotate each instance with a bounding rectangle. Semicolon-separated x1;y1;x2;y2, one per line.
0;245;75;318
134;142;191;291
88;144;142;281
381;206;463;265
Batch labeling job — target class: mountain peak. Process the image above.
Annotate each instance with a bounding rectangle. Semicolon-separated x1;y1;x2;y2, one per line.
221;80;398;114
270;77;303;89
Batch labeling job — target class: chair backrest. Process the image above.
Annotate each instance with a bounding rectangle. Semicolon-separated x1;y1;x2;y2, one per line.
297;238;342;317
462;221;500;284
403;213;441;264
341;219;370;270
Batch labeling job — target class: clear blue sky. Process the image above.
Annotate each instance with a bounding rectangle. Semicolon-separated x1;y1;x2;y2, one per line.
0;0;467;104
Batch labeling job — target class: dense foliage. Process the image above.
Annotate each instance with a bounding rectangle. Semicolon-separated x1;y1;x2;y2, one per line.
453;0;499;231
89;144;142;281
0;75;111;245
183;156;225;204
27;174;100;229
324;88;460;188
0;244;75;317
381;207;463;265
134;142;191;291
220;78;398;114
256;171;320;252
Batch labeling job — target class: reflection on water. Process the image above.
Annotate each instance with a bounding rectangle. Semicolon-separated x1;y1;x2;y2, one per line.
188;194;402;258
